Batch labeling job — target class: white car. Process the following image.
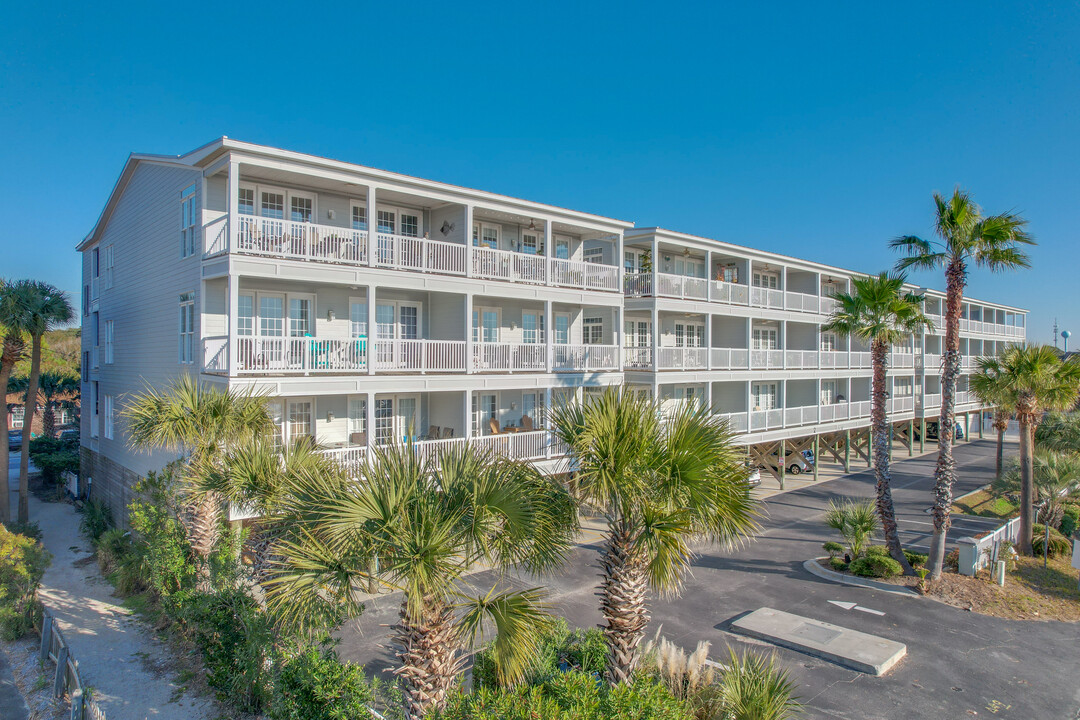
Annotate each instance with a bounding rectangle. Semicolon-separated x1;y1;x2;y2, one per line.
745;465;762;487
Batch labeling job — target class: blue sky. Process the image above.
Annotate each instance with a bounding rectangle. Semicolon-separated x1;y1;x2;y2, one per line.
2;2;1077;344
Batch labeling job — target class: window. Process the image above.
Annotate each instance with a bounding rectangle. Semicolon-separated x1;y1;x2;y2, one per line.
751;383;778;411
10;406;24;429
288;298;312;337
400;212;420;238
820;332;838;352
820;380;838;406
261;191;285;219
105;320;114;364
104;395;114;440
377;210;396;234
104;245;114;289
554;237;570;260
290;195;313;223
752;272;779;289
238;187;255;215
82;285;89;317
81;352;88;382
522;392;544;426
178;293;195;363
583;317;604;345
554;314;570;344
237;294;254;336
473;393;497;435
894;378;913;397
350;301;368;337
624;320;650;347
57;407;73;427
583;247;604;264
180;184;197;258
374;398;395;444
472;308;500;343
287;400;313;441
348;397;367;435
521;232;540;255
90;381;99;438
92;247;100;281
351;202;368;231
752;327;778;350
522;312;545;344
260;296;285;336
675;323;704;347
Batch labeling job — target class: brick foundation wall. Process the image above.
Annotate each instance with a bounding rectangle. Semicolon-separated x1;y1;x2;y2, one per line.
79;446;141;528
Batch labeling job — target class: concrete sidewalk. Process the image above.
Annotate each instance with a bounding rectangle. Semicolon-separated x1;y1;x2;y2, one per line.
28;496;216;720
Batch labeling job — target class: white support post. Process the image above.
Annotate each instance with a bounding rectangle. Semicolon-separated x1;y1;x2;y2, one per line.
781;266;788;310
705;312;712;371
466;293;475;373
227;160;239;252
367;186;377;267
651;304;660;371
745;259;753;306
463;390;472;441
613;306;621;368
465;204;475;278
706;379;714;413
706;250;713;300
745;317;753;370
780;320;787;370
366;392;375;454
227;275;239;376
367;286;376;375
816;378;822;423
781;379;788;427
616;231;624;294
544;218;554;286
651;237;660;294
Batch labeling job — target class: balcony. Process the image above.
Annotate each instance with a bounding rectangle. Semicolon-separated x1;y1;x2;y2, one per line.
888;397;915;413
784;350;819;369
750;349;785;369
473;343;546;372
890;353;915;369
623;346;653;369
552;344;619;371
711;347;749;370
205;216;619;292
750;287;784;310
656;346;708;370
922;393;942;409
784;291;819;313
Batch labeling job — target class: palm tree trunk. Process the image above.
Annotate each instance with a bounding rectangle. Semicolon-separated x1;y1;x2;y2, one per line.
41;403;55;440
926;260;965;580
0;336;22;524
392;598;464;719
1017;418;1035;555
870;340;914;575
17;333;43;523
600;519;650;685
994;413;1007;480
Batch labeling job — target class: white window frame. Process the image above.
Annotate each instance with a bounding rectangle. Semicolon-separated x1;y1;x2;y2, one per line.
379;206;423;238
103;245;114;290
583;246;604;265
522;311;545;344
472;307;501;343
288;191;316;224
105;320;115;364
820;332;838;352
521;230;542;255
180;184;197;258
752;271;779;289
473;222;501;249
554;313;571;345
554;236;571;260
473;393;498;435
820;380;838;406
583;316;604;345
751;382;779;411
10;406;24;429
674;322;705;348
178;292;195;364
349;200;368;231
287;294;315;338
238;183;320;225
752;326;778;350
104;395;114;440
347;396;367;435
349;297;368;338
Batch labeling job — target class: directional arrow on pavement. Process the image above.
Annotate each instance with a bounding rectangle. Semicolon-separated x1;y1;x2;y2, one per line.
828;601;856;610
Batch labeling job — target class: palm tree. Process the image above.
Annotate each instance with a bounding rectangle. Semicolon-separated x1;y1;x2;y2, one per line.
8;371;80;439
124;375;273;559
0;280;29;524
550;388;758;685
263;441;576;718
970;346;1080;554
823;272;932;575
10;281;74;522
1034;411;1080;455
993;450;1080;529
892;188;1033;579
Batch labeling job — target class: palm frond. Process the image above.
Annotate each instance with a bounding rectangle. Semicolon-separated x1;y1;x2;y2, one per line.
455;587;552;686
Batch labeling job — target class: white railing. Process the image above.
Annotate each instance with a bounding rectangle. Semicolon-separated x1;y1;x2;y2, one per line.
323;431;560;475
656;346;708;370
553;344;619;371
960;355;977;368
922;393;942;409
711;347;749;369
321;445;369;477
750;287;784;309
233;337;367;373
204;215;228;256
750;409;785;431
374;339;467;372
717;411;748;434
819;295;839;315
819;351;848;369
850;351;872;369
955;390;975;405
623;346;653;369
890;353;915;368
924;353;942;371
473;429;551;461
785;291;819;314
785;350;819;369
235;215;370;264
203;336;229;373
552;258;619;291
926;313;944;330
655;272;709;300
750;349;784;369
849;400;872;419
623;272;652;297
889;397;915;413
784;405;819;427
710;281;749;305
819;403;851;423
472;343;547;372
472;246;546;283
376;234;467;275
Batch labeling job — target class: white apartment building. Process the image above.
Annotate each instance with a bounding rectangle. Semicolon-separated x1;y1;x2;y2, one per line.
77;139;1027;515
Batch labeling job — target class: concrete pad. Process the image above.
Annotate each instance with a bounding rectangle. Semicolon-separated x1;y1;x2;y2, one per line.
730;607;907;676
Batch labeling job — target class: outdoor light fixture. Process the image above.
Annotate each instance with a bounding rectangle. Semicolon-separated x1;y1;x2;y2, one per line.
327;309;336;322
528;218;537;231
327;411;335;422
441;220;455;236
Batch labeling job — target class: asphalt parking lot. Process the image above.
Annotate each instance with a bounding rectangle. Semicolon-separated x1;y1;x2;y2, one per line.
337;439;1080;719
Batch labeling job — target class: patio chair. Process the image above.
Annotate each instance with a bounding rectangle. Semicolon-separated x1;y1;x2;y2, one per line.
349;432;366;446
488;417;502;435
521;415;534;432
441;427;454;439
422;425;441;441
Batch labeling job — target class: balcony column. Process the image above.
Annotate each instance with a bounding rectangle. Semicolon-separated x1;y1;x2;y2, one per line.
463;390;472;441
227;160;240;252
367;286;376;375
366;392;375;456
705;250;713;301
544;218;554;287
465;293;474;374
705;313;712;371
781;379;787;427
544;300;553;372
616;231;624;294
227;275;238;376
705;380;713;414
780;320;787;370
651;237;659;296
613;306;621;368
465;204;475;278
745;259;753;306
780;266;788;310
745;380;753;423
745;317;752;370
366;186;377;267
651;304;660;371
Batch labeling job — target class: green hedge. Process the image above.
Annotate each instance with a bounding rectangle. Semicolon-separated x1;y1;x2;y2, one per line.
0;524;51;640
270;645;377;720
1032;525;1072;557
849;554;902;578
473;618;606;689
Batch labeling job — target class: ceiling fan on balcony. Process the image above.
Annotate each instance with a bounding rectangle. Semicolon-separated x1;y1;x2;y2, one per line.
440;220;455;236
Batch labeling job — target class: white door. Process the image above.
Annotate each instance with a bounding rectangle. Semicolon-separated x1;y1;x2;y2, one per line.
752;383;778;411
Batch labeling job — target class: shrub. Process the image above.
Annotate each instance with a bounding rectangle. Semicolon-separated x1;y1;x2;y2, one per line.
127;470;198;608
1032;525;1072;557
864;545;889;558
183;587;275;713
828;557;848;572
824;499;878;559
944;548;959;570
822;541;844;558
1060;505;1079;538
270;645;375;720
2;521;42;543
904;550;928;567
713;649;802;720
79;499;114;545
0;524;52;640
473;618;606;689
849;554;902;579
32;451;79;488
95;527;132;574
434;670;693;720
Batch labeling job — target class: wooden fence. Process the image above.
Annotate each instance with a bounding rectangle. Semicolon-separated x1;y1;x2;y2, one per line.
37;610;107;720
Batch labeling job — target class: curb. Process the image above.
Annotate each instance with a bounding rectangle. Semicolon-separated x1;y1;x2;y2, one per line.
803;558;921;598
